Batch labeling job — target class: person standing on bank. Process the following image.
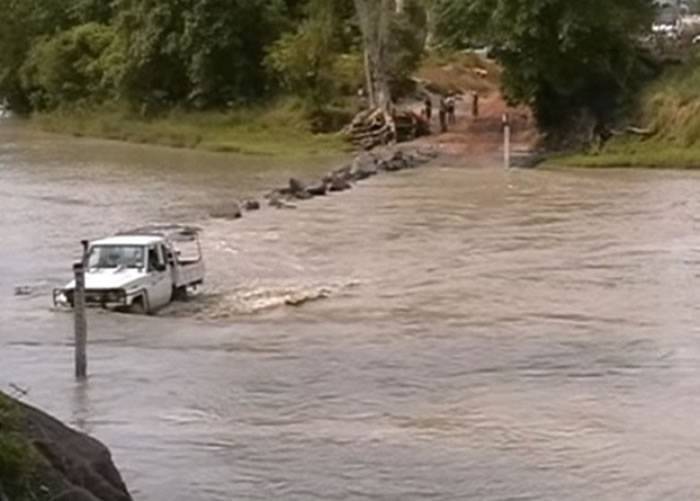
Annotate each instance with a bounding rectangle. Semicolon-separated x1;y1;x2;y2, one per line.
471;91;480;118
423;95;432;120
445;94;456;125
439;96;448;133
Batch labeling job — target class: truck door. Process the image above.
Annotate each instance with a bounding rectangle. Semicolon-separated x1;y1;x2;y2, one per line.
148;245;172;309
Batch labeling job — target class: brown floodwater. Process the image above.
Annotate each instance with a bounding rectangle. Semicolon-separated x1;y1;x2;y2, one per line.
2;117;700;500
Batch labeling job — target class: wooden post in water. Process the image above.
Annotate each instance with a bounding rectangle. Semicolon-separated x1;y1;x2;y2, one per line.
73;261;87;379
503;113;511;169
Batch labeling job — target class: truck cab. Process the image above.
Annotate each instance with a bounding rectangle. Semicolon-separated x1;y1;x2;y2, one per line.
53;225;204;314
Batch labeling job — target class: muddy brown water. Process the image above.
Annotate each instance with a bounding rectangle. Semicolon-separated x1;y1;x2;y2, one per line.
3;117;700;500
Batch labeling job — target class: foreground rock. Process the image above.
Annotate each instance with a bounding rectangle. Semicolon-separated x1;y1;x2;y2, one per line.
0;392;132;501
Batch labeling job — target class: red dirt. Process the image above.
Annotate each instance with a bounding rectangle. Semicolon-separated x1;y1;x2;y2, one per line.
410;92;539;163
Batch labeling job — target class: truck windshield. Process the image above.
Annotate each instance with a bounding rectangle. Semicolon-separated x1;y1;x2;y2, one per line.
87;246;145;269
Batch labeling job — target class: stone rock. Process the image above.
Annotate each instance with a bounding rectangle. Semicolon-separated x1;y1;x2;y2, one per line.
384;150;408;171
14;286;33;296
269;197;297;209
288;177;305;194
350;154;378;181
416;147;439;160
5;392;133;501
242;199;261;211
209;203;242;220
384;159;404;172
332;165;353;181
288;178;313;200
329;175;352;192
53;488;103;501
263;189;280;200
306;181;328;196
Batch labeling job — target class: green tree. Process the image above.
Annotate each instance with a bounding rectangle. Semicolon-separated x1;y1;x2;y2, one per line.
435;0;655;134
265;0;359;107
111;0;294;110
0;0;74;111
20;23;117;110
354;0;427;109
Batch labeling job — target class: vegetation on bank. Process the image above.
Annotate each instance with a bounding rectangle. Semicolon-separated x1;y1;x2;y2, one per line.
33;101;353;156
416;51;501;97
434;0;656;139
0;0;434;153
0;0;668;156
547;49;700;169
544;146;700;169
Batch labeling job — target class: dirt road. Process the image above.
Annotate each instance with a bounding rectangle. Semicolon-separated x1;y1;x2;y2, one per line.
412;91;538;164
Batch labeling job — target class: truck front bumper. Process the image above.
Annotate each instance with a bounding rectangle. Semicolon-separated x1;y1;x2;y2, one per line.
53;288;128;308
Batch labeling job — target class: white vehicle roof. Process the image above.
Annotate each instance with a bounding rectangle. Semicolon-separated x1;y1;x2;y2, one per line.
91;235;164;247
91;225;201;247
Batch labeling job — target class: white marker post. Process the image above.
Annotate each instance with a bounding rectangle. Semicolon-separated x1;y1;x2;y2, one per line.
502;113;511;169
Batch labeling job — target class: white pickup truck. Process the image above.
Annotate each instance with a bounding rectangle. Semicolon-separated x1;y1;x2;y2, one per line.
53;225;205;314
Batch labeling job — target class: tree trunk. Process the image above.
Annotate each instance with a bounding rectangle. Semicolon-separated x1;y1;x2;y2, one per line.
354;0;393;111
424;0;436;49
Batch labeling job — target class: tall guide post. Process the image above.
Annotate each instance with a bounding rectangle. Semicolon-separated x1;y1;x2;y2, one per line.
503;113;511;169
74;256;88;379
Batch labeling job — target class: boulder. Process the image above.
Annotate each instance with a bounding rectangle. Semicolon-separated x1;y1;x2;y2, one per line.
1;392;133;501
306;181;328;196
288;177;305;194
328;175;352;192
332;165;353;181
288;178;313;200
269;196;297;209
14;286;33;296
350;154;378;181
242;199;261;211
209;203;242;220
385;150;409;171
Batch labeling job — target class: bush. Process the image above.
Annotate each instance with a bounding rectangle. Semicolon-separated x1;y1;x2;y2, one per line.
20;23;117;110
265;18;340;107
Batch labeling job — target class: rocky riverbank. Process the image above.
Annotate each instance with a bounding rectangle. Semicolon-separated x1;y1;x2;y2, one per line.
0;392;131;501
208;145;440;220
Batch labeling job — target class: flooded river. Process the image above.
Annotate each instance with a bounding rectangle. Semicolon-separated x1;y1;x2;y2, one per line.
3;118;700;500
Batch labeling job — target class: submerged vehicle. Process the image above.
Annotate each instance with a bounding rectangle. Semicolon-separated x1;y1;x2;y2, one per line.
53;225;204;314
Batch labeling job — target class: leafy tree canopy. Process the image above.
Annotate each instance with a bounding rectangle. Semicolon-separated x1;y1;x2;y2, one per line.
435;0;656;132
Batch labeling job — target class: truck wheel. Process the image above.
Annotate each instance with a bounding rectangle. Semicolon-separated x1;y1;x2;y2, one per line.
130;296;148;315
172;286;188;301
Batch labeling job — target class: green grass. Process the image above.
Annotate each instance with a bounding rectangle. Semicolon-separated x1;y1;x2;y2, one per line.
544;140;700;169
32;100;353;157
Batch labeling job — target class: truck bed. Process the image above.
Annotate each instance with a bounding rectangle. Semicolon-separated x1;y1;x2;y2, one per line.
174;259;205;288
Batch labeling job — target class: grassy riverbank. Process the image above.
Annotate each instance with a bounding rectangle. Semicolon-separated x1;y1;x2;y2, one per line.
546;142;700;169
32;101;352;157
549;51;700;169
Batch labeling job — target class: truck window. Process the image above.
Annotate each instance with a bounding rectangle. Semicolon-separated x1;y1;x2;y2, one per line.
88;246;144;269
146;247;160;271
147;245;167;272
